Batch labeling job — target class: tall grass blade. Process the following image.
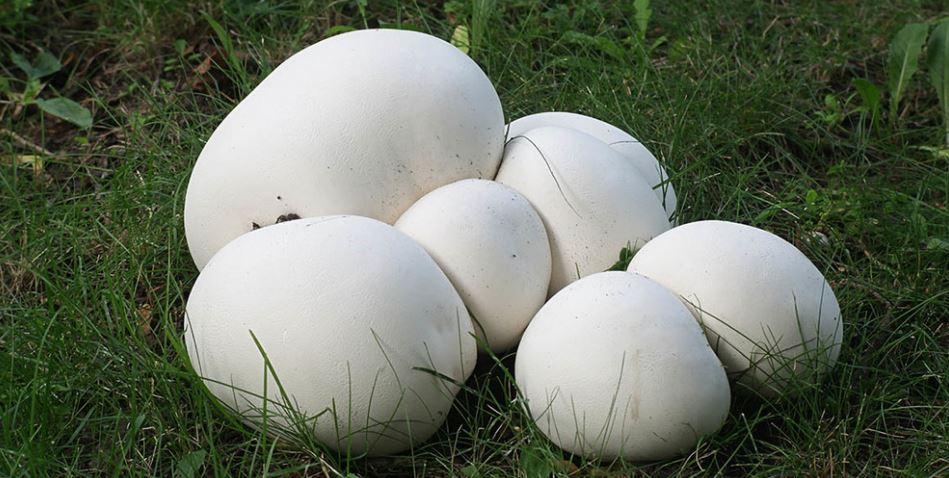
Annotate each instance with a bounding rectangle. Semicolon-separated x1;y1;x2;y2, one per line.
202;12;249;92
887;23;929;124
471;0;496;55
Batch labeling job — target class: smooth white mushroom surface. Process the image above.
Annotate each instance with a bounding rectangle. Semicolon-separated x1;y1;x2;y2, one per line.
506;112;677;220
627;220;844;396
184;216;477;456
516;271;731;461
395;179;551;353
184;29;505;269
495;126;670;295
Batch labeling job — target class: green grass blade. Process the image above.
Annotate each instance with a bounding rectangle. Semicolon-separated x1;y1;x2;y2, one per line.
201;12;248;93
887;23;929;124
471;0;496;55
927;18;949;146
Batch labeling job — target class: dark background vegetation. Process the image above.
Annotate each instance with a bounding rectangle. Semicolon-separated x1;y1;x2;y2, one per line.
2;1;947;476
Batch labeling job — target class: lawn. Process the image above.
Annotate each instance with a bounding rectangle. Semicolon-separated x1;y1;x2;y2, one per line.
2;1;948;476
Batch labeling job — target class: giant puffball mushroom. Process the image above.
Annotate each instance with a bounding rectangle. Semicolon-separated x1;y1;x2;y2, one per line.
395;179;552;353
184;29;505;270
515;271;731;461
184;216;477;456
506;112;677;221
495;126;670;295
627;220;844;396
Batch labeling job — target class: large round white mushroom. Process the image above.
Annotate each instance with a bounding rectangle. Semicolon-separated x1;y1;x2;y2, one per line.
184;216;477;456
185;29;505;269
395;179;551;353
506;112;676;220
516;271;731;461
495;126;670;295
627;220;844;396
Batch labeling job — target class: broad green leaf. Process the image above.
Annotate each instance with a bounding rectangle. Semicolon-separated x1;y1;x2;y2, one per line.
36;97;92;128
9;50;61;79
927;18;949;146
887;23;928;123
754;205;780;224
176;450;206;478
668;37;691;61
852;78;881;127
520;446;559;478
31;51;62;78
595;37;626;61
805;189;820;205
927;237;949;251
459;465;481;478
634;0;652;41
443;0;464;16
2;154;44;176
915;145;949;159
451;24;470;54
10;51;34;77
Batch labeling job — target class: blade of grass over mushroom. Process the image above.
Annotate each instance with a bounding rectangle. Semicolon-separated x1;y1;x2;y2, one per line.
506;134;581;217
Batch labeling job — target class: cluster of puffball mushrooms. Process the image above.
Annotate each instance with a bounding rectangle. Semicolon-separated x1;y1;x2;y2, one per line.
183;29;844;461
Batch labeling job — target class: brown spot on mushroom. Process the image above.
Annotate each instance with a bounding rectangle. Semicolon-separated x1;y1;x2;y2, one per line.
276;213;301;223
252;213;300;231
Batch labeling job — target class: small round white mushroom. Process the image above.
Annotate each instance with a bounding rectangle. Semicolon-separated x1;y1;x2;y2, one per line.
395;179;552;353
507;112;677;220
516;271;731;461
185;29;505;269
627;220;844;396
495;126;670;295
184;216;477;456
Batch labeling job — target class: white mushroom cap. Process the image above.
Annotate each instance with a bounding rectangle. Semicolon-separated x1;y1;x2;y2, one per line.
395;179;552;353
184;216;477;456
627;220;844;396
516;271;731;461
185;29;505;269
495;126;670;295
506;112;676;221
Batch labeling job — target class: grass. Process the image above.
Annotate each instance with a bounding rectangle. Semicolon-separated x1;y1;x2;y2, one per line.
2;0;948;476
